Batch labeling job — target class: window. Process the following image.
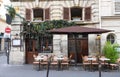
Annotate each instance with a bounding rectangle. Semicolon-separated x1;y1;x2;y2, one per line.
32;8;50;21
107;33;115;44
71;7;82;21
114;0;120;14
26;35;53;53
33;8;43;21
63;7;91;21
40;36;53;53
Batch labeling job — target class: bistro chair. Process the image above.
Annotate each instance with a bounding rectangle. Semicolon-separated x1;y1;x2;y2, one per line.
81;55;90;70
40;55;48;69
50;55;58;70
91;56;98;70
61;55;69;70
109;58;120;71
32;54;39;70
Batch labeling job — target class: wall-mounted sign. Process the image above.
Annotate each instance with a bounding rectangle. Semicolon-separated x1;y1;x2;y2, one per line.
12;39;22;47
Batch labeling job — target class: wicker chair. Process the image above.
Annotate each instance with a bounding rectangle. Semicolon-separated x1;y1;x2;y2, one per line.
32;54;39;70
50;55;58;70
40;55;48;69
61;56;69;70
81;55;90;70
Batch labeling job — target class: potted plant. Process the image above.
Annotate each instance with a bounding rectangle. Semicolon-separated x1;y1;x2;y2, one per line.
102;41;119;63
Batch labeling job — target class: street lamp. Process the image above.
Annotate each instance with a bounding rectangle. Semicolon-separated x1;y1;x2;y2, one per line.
96;34;101;77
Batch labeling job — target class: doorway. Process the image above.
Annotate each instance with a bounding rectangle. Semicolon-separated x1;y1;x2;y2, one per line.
68;34;88;63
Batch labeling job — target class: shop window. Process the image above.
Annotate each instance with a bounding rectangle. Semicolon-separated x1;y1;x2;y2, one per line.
26;35;53;53
39;36;53;53
107;33;115;44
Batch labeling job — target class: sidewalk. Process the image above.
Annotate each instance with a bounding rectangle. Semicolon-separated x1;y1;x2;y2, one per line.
0;53;120;77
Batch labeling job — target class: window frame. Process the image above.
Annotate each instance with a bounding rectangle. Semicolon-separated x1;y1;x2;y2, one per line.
33;8;44;21
107;33;116;44
63;7;91;21
70;7;83;21
114;0;120;15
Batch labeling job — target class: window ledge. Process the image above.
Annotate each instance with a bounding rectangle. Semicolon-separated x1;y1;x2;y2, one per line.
70;20;99;25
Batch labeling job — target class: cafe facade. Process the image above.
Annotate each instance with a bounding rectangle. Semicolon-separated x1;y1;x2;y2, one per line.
9;0;114;64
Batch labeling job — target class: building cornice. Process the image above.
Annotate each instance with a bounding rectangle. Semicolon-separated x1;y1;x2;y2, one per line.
101;16;120;19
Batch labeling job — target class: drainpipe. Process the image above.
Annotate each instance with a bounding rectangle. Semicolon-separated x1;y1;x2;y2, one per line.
99;0;102;29
98;0;102;77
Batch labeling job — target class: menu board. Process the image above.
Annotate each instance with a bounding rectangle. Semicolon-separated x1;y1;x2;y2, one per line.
12;39;21;47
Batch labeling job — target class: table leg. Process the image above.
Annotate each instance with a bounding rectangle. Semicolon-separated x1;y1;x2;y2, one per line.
38;60;40;71
58;60;61;71
90;60;92;71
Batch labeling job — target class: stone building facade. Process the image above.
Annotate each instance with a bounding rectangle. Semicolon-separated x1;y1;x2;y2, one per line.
9;0;118;64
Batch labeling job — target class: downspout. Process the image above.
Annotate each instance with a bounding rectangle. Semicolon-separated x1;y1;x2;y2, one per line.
99;0;102;29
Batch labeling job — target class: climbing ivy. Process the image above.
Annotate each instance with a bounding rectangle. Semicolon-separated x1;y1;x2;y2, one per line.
21;20;76;39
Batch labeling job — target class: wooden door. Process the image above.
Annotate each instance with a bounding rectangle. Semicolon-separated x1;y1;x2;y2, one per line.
25;39;38;64
68;38;88;63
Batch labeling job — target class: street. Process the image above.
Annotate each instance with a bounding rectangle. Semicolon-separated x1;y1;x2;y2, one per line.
0;53;120;77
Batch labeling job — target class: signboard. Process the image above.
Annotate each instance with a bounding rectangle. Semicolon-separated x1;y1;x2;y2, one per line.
12;39;22;47
3;33;10;38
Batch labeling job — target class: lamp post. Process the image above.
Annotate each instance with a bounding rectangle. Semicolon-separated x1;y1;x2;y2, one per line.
7;38;10;64
96;34;101;77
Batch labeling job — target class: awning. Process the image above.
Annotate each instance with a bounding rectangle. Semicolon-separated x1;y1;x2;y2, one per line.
48;26;113;34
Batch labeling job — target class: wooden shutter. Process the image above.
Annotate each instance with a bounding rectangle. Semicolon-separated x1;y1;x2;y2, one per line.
63;7;70;20
45;8;50;20
25;9;31;21
85;7;91;21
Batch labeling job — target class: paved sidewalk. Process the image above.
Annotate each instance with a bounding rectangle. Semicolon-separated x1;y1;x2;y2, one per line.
0;53;120;77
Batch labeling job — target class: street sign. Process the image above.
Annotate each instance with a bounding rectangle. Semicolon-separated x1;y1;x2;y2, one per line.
5;27;11;33
4;27;11;38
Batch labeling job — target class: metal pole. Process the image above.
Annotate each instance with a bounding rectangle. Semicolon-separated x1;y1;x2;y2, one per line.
97;35;101;77
46;57;51;77
7;38;9;64
74;34;77;66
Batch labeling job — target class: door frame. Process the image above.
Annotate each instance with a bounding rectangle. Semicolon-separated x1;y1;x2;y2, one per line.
68;34;88;63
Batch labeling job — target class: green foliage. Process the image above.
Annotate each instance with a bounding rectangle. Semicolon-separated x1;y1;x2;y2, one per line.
102;41;119;63
5;5;25;20
5;5;16;20
21;20;76;39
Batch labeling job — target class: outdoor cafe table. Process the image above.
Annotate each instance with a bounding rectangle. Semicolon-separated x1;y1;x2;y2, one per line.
35;56;44;71
56;57;64;71
87;57;96;71
100;57;110;70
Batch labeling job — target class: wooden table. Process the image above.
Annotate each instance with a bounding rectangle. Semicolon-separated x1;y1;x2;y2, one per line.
35;56;44;71
87;57;96;71
56;57;64;71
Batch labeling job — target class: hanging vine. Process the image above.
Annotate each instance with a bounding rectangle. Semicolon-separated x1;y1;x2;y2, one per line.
21;20;76;39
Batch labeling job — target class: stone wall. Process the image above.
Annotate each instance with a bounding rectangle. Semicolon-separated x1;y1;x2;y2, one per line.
53;34;68;56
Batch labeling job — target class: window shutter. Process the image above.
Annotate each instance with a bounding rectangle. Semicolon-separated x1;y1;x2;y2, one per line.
25;9;31;21
63;7;70;20
85;7;91;21
45;8;50;20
